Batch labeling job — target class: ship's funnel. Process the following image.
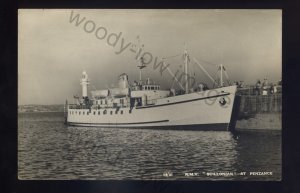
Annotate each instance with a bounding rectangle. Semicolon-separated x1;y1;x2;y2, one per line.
80;71;89;97
118;73;129;89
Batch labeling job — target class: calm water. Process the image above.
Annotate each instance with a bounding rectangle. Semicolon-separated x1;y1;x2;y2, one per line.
18;112;281;180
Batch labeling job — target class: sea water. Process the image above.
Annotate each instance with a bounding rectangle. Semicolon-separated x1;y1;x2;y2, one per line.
18;112;281;180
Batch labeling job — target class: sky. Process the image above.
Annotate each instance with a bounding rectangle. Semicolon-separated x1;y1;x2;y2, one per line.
18;9;282;105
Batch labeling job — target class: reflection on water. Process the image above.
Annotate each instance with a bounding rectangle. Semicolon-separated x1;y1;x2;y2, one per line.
18;112;281;180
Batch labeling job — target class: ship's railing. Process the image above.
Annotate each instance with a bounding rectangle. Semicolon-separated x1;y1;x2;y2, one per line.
91;104;131;109
68;99;160;109
68;103;131;110
68;104;90;109
237;85;282;95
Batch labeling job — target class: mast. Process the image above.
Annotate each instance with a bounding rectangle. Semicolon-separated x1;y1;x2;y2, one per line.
137;57;146;84
139;67;142;82
136;36;146;83
220;63;223;87
184;44;189;93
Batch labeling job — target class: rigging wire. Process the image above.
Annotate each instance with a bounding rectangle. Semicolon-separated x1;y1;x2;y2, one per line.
192;59;198;87
191;52;233;87
162;52;233;89
162;53;182;60
196;57;219;66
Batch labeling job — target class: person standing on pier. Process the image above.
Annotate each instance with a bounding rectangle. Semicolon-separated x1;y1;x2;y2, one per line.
255;79;262;95
262;78;269;95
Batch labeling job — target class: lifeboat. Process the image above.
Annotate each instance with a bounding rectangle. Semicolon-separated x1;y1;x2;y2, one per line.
91;89;109;98
109;88;129;97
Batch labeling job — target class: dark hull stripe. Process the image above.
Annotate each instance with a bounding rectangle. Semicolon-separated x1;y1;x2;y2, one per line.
136;93;230;109
68;119;169;125
67;123;229;131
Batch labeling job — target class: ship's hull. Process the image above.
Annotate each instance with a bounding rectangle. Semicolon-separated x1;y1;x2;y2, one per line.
67;86;237;131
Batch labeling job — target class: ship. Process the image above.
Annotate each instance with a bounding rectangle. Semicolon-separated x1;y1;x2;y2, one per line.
65;47;237;131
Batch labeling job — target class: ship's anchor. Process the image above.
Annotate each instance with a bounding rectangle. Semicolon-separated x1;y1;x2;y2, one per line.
219;97;227;106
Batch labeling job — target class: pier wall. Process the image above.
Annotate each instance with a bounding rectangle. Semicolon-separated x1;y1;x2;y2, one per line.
234;94;282;131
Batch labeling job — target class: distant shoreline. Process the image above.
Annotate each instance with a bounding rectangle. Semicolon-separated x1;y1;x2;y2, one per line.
18;104;65;114
18;111;64;113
